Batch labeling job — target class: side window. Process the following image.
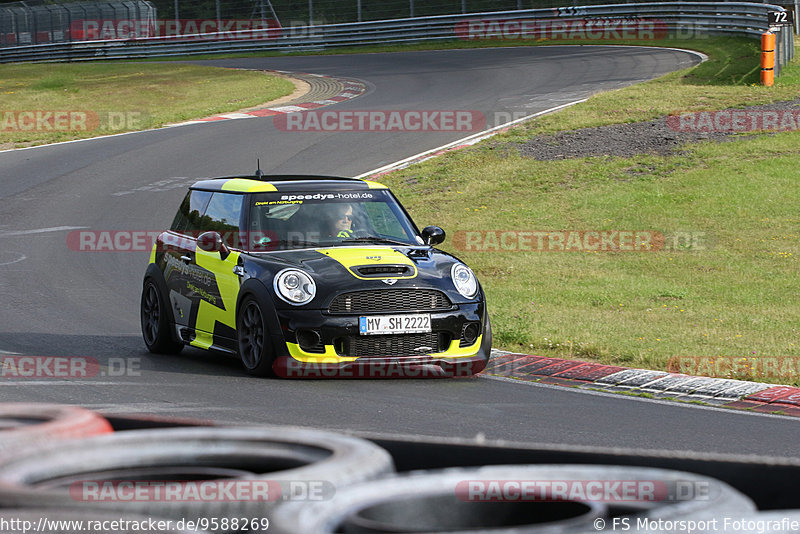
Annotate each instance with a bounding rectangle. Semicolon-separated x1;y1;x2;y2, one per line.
200;192;244;248
171;190;212;234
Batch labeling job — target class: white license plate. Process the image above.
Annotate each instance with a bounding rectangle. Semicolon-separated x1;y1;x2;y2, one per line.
359;314;431;335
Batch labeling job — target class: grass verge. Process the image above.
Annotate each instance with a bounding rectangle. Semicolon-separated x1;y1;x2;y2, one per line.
0;63;294;148
373;36;800;385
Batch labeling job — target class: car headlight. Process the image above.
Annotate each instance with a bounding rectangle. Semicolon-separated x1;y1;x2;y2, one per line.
451;263;478;299
274;269;316;305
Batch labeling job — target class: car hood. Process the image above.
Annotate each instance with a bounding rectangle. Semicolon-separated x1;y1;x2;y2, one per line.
245;245;476;307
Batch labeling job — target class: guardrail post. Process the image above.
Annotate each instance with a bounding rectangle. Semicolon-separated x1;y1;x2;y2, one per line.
761;31;775;86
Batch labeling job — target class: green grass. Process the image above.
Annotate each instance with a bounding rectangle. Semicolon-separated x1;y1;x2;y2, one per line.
499;38;800;139
373;36;800;385
3;34;798;384
0;63;294;147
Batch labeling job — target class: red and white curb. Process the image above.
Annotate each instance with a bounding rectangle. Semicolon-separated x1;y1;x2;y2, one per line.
485;350;800;417
171;71;367;126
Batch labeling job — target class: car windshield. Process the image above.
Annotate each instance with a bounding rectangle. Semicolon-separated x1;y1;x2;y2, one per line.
246;189;421;251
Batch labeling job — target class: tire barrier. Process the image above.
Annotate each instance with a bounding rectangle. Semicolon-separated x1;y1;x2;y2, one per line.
0;404;793;533
269;465;756;533
0;426;395;531
0;404;113;459
0;509;205;534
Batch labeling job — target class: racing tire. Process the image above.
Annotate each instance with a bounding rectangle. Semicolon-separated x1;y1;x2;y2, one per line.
0;404;113;461
140;278;183;355
0;426;395;529
270;464;755;533
0;403;113;439
237;297;275;377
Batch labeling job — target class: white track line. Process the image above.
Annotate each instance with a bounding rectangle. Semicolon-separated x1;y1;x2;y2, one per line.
0;226;88;237
356;99;588;178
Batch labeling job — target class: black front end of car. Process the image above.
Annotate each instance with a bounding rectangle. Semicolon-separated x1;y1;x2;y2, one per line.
240;246;492;378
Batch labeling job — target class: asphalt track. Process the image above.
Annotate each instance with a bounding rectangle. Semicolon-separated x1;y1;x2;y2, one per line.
1;46;797;459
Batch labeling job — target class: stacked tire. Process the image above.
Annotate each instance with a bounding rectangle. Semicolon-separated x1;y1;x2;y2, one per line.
0;404;113;460
269;465;756;533
0;418;394;533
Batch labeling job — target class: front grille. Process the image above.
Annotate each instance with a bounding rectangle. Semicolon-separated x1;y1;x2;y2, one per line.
329;290;452;314
345;333;444;358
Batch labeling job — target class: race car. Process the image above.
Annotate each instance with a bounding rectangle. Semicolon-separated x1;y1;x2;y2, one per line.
140;174;491;378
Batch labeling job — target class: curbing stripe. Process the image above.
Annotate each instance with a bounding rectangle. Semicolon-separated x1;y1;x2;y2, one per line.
553;363;626;381
167;71;367;127
747;386;800;405
484;350;800;417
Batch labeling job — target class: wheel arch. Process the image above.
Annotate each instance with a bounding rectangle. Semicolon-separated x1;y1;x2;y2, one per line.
142;264;181;344
236;278;285;355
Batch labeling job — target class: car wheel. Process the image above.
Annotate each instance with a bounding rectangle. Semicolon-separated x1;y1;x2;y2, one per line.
140;279;183;354
237;297;275;376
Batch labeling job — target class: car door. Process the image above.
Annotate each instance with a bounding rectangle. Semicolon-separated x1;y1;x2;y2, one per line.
163;189;212;332
189;191;245;351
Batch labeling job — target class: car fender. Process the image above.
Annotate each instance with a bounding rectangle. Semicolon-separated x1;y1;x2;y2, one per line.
236;278;287;358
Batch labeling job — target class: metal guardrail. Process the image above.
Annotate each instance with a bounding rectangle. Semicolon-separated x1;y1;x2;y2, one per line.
0;2;794;71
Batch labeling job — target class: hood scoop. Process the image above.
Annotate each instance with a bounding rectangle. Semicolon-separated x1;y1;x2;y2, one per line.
355;264;412;277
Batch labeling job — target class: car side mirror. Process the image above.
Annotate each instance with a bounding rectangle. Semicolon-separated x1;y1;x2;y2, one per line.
421;226;446;246
197;231;230;260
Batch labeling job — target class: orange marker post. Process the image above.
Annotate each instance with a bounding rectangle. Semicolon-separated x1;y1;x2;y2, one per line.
761;32;775;87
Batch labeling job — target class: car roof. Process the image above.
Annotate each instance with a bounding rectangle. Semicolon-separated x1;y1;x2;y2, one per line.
189;175;388;193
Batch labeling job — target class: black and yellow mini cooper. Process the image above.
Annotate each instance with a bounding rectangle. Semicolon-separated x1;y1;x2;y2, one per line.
140;174;491;378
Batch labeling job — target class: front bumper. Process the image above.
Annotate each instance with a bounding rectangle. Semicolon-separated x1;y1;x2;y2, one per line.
270;302;490;378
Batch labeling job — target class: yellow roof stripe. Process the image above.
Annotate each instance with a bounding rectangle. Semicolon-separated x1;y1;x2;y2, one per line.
221;179;278;193
363;180;388;190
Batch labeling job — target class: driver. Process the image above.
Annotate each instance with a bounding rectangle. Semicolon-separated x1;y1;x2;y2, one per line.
324;203;354;238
